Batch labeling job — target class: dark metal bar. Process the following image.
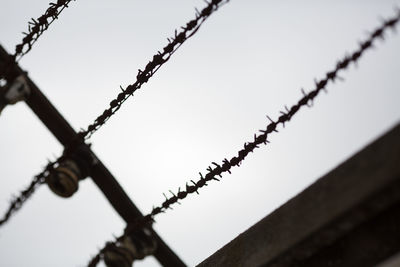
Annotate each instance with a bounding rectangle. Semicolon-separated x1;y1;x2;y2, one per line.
0;44;186;267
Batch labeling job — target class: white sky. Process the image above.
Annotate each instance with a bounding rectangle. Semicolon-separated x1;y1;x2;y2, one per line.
1;1;400;266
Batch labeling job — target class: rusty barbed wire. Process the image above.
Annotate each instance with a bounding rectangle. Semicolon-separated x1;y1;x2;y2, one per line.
13;0;74;62
0;0;74;81
0;160;58;227
80;0;230;140
0;0;75;227
86;8;400;266
0;0;229;229
0;146;78;227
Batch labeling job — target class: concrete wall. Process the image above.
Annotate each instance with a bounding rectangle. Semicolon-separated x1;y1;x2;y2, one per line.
199;123;400;267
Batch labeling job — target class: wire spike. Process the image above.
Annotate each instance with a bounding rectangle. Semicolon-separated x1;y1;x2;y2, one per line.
212;162;220;168
266;115;274;123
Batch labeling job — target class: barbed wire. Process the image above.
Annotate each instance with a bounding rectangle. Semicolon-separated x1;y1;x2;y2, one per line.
0;160;58;227
13;0;75;62
80;0;230;140
0;147;78;227
86;8;400;266
0;0;229;228
0;0;75;226
1;0;74;82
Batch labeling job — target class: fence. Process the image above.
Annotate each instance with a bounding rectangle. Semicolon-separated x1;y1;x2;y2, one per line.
0;1;399;266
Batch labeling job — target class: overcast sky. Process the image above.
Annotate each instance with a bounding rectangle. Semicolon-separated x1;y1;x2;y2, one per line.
1;1;400;266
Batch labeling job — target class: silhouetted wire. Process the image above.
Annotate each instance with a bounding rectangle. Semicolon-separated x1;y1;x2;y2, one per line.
80;0;230;139
0;0;75;226
0;176;44;226
0;160;59;227
0;0;230;228
1;0;74;81
86;8;400;267
14;0;75;62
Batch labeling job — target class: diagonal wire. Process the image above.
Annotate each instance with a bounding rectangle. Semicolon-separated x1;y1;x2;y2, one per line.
79;0;230;139
0;175;45;227
0;0;230;228
0;159;63;227
1;0;75;81
86;8;400;267
0;168;48;227
14;0;75;62
0;0;75;225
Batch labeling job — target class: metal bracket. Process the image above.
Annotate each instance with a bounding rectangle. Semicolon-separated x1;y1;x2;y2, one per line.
0;75;31;114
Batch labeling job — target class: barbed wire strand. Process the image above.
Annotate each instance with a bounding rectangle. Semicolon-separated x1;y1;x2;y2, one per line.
80;0;230;140
13;0;75;62
0;0;229;228
0;0;74;226
0;160;60;227
86;8;400;266
1;0;74;82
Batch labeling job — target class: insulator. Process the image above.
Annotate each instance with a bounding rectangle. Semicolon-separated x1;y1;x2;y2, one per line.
131;227;157;259
104;236;137;267
103;228;158;267
46;159;81;198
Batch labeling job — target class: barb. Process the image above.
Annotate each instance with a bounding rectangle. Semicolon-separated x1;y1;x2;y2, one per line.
86;8;400;266
13;0;75;62
81;0;230;139
0;160;58;227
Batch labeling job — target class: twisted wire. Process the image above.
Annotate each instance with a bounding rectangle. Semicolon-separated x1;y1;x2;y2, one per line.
0;0;74;226
86;9;400;266
80;0;230;139
1;0;74;81
0;0;229;228
0;160;58;226
0;150;72;227
13;0;75;62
